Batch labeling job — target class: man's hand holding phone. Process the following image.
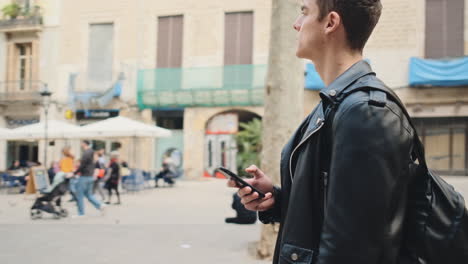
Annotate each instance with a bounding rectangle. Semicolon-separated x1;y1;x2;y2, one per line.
226;165;275;212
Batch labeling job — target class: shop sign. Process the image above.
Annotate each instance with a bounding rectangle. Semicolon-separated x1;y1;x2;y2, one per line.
76;109;119;120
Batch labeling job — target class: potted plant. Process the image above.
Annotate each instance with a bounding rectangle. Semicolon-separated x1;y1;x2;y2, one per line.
234;118;262;174
1;3;22;19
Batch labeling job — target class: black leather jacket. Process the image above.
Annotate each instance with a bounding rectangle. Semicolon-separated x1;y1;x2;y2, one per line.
260;61;415;264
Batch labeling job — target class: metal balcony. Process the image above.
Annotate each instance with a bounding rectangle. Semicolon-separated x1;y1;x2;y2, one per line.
0;15;42;32
0;80;43;104
137;65;267;108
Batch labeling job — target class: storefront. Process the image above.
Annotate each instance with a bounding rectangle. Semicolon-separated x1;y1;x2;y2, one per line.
4;116;40;168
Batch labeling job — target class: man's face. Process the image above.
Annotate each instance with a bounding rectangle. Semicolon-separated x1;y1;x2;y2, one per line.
81;142;87;149
293;0;326;60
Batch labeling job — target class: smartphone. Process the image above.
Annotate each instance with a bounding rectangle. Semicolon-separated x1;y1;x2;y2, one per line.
218;167;265;198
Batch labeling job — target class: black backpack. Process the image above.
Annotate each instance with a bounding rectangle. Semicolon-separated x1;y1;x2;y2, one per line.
320;78;468;264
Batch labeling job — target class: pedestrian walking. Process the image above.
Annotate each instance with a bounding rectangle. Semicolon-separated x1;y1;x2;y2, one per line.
104;151;121;205
74;140;104;216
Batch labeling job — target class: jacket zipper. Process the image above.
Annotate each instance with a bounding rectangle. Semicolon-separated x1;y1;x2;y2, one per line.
323;171;329;218
289;118;325;182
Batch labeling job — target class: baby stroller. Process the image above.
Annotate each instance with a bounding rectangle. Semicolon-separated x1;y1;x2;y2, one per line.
30;172;70;220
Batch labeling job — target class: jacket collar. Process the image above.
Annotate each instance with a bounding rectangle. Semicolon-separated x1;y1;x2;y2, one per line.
321;60;374;96
302;60;374;135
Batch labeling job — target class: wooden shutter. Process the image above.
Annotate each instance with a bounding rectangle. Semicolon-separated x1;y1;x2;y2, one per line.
157;15;183;68
88;23;114;91
445;0;464;57
224;12;254;65
239;12;254;64
224;13;238;65
425;0;464;58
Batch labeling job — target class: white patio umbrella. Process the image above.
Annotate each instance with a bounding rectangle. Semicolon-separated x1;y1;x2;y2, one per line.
66;116;172;170
66;116;172;139
0;120;79;140
0;127;12;138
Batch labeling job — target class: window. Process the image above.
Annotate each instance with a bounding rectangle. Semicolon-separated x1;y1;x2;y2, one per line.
224;12;254;65
425;0;465;58
414;117;468;175
16;43;32;90
87;23;114;91
208;140;213;167
157;15;183;68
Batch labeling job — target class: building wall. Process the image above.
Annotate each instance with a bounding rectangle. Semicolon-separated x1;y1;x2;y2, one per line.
365;0;468;118
40;28;61;103
3;0;468;173
0;0;69;170
57;0;272;174
365;0;426;89
0;33;6;92
59;0;272;105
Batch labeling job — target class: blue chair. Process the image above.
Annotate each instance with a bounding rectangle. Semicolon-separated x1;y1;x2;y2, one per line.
122;169;145;192
142;171;154;189
1;173;21;194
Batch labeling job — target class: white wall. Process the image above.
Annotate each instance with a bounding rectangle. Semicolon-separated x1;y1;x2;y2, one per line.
40;28;62;101
364;0;426;88
0;33;6;85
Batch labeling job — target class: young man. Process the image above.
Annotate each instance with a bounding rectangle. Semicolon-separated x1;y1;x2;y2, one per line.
229;0;416;263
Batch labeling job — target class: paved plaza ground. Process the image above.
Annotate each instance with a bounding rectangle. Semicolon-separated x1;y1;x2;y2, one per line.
1;176;468;264
0;178;268;264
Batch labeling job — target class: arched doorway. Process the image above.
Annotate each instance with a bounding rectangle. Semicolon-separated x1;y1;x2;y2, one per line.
204;110;261;177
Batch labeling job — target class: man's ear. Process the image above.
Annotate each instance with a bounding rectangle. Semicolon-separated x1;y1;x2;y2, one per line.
324;11;341;35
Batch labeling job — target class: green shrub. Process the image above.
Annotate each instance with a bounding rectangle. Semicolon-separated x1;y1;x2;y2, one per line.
235;118;262;175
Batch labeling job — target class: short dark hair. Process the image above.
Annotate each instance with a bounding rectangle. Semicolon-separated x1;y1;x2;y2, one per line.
82;140;90;146
316;0;382;51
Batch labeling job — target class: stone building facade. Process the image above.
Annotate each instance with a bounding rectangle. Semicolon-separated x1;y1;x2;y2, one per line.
1;0;468;176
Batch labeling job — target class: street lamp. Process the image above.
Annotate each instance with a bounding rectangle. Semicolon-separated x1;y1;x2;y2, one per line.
40;84;51;168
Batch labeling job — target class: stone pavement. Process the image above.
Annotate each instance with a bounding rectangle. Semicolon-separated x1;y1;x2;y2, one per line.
0;178;269;264
1;176;468;264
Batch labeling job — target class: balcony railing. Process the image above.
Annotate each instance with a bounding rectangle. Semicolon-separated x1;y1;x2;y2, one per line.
137;65;267;108
0;80;43;103
0;15;42;32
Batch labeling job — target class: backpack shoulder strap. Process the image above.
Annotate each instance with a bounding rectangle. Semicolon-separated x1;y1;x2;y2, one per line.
321;78;428;172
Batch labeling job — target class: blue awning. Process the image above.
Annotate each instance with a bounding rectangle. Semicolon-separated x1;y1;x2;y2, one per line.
409;57;468;87
305;63;326;91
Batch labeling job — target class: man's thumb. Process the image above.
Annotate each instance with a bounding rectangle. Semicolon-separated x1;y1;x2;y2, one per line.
245;165;264;178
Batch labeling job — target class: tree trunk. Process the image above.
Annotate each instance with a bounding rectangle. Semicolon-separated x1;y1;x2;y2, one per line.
257;0;304;260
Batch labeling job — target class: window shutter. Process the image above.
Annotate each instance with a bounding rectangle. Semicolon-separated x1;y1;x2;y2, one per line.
425;0;464;58
157;15;183;68
224;12;254;65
